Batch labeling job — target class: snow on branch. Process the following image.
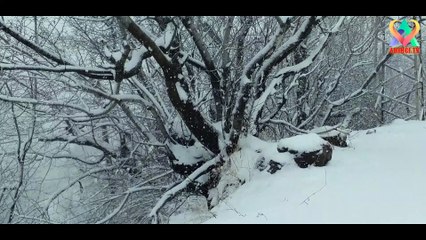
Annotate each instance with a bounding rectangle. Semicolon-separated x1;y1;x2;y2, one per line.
180;17;220;80
32;152;105;165
39;135;117;157
253;16;319;83
315;52;392;127
274;16;292;30
129;79;170;120
95;170;174;224
250;17;345;133
0;19;70;65
0;20;115;80
0;92;145;119
69;16;113;22
273;17;345;81
249;78;281;134
118;16;221;154
95;193;131;224
116;16;172;69
0;94;92;115
0;64;114;79
149;154;224;223
179;51;207;70
369;90;416;109
329;52;392;106
243;27;281;78
274;35;328;79
117;101;160;144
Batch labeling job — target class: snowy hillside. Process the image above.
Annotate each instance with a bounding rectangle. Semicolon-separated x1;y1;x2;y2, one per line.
174;120;426;223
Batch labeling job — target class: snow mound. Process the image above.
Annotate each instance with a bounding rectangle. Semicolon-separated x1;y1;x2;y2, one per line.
168;141;211;165
206;135;296;207
228;135;296;183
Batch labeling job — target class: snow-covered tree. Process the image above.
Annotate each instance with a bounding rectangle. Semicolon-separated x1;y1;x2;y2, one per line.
2;16;419;223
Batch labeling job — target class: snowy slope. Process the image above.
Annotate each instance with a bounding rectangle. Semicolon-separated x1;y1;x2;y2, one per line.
202;120;426;223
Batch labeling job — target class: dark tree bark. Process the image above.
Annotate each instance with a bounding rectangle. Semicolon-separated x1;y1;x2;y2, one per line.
180;17;224;122
295;43;309;126
116;16;220;154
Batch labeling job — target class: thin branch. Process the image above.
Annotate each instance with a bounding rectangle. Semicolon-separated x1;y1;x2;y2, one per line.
0;20;114;80
149;154;224;223
0;64;114;79
95;193;130;224
44;165;118;219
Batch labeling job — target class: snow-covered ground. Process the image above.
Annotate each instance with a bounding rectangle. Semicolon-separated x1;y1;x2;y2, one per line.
174;120;426;223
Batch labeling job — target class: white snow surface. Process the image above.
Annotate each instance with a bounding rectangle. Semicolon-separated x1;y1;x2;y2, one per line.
173;120;426;223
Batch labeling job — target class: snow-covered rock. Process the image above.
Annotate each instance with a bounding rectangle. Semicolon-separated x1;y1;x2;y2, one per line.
277;133;332;168
277;133;327;153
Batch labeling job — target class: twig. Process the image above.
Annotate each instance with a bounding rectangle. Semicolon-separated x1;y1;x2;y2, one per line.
300;168;327;205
